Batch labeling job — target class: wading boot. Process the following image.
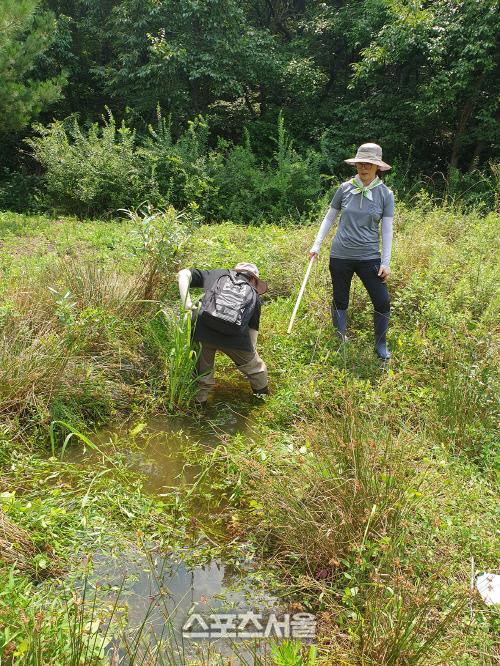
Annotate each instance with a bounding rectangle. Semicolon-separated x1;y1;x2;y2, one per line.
374;311;391;360
331;306;348;342
252;385;269;399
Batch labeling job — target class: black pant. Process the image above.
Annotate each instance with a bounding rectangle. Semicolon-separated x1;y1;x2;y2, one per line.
329;257;390;313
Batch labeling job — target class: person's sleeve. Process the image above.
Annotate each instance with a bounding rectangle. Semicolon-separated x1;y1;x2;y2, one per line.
310;207;339;254
383;190;395;218
178;269;193;309
249;300;261;331
189;268;208;288
330;185;344;210
381;217;393;267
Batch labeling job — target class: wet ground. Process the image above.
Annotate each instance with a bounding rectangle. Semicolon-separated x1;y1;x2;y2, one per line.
62;399;279;663
64;400;253;493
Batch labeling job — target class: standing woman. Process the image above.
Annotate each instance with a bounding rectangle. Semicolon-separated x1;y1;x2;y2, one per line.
309;143;394;359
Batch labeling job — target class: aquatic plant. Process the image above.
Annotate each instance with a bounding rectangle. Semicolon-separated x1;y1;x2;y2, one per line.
160;307;201;411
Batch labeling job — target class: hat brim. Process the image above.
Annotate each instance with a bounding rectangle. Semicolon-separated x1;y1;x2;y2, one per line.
254;278;268;295
344;158;391;171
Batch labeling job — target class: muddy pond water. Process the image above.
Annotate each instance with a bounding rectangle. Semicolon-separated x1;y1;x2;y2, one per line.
62;401;282;663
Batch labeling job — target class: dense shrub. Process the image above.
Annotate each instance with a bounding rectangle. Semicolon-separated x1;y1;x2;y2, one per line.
28;110;323;221
214;115;322;223
26;105;498;222
142;114;219;217
27;111;150;217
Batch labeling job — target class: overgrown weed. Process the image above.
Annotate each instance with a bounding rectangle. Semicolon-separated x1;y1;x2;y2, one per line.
154;307;201;411
434;333;499;469
334;575;468;665
0;202;498;663
0;319;71;417
227;413;416;576
0;510;61;579
0;206;195;442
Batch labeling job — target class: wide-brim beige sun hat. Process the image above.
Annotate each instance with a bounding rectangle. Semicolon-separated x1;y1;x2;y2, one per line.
344;143;391;171
234;262;268;295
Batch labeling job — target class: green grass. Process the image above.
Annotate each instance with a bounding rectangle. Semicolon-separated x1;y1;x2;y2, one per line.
149;307;201;411
0;204;498;664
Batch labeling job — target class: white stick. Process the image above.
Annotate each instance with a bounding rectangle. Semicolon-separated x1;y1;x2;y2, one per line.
287;256;315;334
470;556;475;622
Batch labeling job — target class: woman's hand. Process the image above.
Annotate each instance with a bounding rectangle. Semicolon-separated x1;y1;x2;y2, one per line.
309;251;319;260
378;265;391;282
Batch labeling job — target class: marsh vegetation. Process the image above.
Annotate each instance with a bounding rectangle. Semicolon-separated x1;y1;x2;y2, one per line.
0;202;498;664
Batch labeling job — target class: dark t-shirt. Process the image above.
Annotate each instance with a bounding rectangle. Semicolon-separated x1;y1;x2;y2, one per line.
190;268;261;351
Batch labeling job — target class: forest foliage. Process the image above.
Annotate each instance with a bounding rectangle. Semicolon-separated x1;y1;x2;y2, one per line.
0;0;498;217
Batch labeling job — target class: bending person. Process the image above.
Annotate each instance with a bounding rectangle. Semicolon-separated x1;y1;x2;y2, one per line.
178;262;269;403
310;143;394;359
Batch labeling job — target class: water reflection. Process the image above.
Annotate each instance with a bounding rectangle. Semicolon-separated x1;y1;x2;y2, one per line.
89;546;277;663
64;408;274;662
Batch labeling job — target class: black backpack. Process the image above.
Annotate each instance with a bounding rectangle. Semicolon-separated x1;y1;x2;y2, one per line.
198;271;258;335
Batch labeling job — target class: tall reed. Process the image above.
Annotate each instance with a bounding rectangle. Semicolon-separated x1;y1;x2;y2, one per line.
160;307;201;411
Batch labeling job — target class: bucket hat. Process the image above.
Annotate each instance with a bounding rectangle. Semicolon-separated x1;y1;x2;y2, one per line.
344;143;391;171
234;262;268;295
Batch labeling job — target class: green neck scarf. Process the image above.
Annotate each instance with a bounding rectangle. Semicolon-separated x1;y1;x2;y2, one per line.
349;176;382;208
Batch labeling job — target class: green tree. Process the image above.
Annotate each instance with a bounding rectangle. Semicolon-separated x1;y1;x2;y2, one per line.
0;0;64;133
99;0;283;133
3;0;498;202
348;0;499;172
